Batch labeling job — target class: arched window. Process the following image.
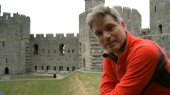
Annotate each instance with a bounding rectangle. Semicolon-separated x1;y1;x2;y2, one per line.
83;58;86;68
59;44;66;55
59;66;63;71
72;49;74;53
54;66;56;71
5;67;9;74
54;50;56;54
6;58;7;63
72;66;75;71
42;49;44;54
41;66;44;70
80;43;82;53
34;44;39;55
2;41;5;47
67;67;70;71
35;66;37;70
47;66;50;71
158;24;162;34
155;6;156;12
68;50;70;53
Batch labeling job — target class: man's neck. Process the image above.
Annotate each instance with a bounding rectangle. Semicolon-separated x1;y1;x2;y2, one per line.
114;32;127;57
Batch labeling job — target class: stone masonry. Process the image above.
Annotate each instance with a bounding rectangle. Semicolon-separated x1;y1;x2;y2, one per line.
30;33;79;74
79;0;170;71
0;0;170;74
79;0;141;71
0;12;30;74
0;11;79;74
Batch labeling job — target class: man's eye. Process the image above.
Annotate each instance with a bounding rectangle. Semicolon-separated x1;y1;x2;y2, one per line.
95;32;102;37
107;26;114;31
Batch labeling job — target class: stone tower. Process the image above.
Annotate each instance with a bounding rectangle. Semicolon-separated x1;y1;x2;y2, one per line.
141;0;170;57
114;6;141;36
150;0;170;34
79;0;105;71
0;12;31;74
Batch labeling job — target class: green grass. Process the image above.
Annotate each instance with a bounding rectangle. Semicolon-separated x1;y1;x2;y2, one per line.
11;75;53;80
0;71;102;95
76;72;102;95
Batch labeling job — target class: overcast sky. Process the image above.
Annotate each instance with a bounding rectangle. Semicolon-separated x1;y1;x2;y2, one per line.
0;0;149;35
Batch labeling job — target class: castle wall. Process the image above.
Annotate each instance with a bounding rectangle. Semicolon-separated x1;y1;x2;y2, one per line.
1;0;170;74
79;11;94;71
138;0;170;58
141;34;170;57
30;33;79;73
141;28;150;35
0;12;30;74
150;0;170;34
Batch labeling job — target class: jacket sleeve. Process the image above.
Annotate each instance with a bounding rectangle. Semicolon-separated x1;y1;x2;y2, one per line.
100;45;159;95
100;58;118;95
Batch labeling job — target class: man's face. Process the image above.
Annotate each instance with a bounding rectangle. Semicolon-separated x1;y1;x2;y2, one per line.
91;15;126;53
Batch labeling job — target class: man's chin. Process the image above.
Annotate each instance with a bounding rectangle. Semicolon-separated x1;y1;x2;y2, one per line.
106;47;119;53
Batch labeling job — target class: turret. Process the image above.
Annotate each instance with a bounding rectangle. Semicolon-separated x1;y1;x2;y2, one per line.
84;0;105;11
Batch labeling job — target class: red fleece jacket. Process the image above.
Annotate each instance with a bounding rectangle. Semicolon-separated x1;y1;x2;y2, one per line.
100;31;170;95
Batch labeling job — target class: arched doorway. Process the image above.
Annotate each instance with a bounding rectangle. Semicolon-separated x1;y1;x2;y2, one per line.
34;44;39;55
4;67;9;74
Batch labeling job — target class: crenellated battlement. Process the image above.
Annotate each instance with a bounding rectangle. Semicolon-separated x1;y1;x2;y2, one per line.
113;6;141;20
46;34;53;38
30;34;34;39
0;12;30;23
66;33;75;38
113;6;141;35
35;34;45;39
31;33;79;40
56;33;64;39
1;12;11;18
141;28;150;35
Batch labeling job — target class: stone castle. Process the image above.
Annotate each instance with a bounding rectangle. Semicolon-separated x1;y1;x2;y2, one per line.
0;0;170;74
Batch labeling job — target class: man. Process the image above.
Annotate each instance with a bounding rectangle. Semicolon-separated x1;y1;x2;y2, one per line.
86;5;170;95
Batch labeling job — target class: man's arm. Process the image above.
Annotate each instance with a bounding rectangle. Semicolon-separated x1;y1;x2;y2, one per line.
100;58;118;95
100;45;159;95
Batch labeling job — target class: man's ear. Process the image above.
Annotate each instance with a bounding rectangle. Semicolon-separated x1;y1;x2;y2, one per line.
121;21;126;28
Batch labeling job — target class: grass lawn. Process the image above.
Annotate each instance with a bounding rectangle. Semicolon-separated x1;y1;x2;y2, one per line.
0;71;102;95
10;75;53;80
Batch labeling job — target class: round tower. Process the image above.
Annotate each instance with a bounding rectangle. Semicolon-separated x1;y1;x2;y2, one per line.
85;0;105;11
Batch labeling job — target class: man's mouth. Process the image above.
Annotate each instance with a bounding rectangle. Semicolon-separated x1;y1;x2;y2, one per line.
107;41;115;47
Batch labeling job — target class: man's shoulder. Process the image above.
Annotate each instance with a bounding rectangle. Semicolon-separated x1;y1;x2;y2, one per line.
133;38;157;50
130;39;159;57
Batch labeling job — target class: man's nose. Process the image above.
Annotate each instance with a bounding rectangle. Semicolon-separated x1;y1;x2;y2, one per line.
103;31;111;40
